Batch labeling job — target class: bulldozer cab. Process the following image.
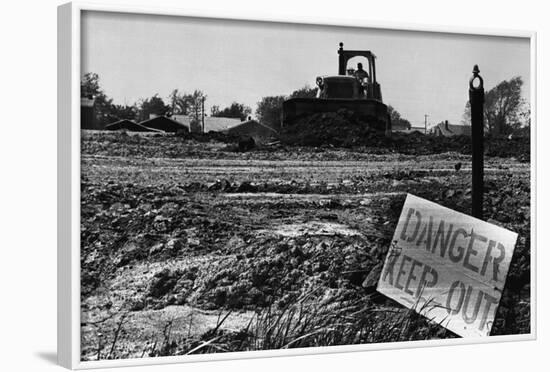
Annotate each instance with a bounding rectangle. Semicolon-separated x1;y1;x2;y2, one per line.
328;42;382;101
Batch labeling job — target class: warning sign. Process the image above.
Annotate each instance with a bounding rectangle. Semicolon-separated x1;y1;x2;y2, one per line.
377;194;518;337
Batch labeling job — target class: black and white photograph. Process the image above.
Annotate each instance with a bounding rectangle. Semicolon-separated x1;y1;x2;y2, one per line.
77;8;532;363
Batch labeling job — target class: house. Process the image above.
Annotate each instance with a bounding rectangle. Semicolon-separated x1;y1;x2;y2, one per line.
138;116;189;133
396;127;427;135
410;126;427;134
391;120;412;131
81;97;98;129
104;119;162;132
430;121;471;137
223;119;279;143
172;115;242;133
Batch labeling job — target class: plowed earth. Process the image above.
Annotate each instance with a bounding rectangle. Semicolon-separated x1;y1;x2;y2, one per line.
80;131;530;360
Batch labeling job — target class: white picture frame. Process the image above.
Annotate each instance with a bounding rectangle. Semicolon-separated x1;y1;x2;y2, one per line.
58;1;537;369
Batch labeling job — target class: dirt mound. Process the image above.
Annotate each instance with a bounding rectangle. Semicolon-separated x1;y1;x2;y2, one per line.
279;109;469;153
137;234;382;312
281;109;387;148
280;109;529;160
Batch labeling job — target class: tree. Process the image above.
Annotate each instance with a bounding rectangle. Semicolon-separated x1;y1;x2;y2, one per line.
167;89;207;132
137;94;170;122
80;72;114;126
211;102;252;121
461;76;527;135
81;72;102;98
108;104;138;122
169;89;193;115
186;90;206;132
518;105;531;129
289;85;317;99
387;105;411;130
255;85;317;129
256;95;286;129
81;72;141;125
210;105;220;117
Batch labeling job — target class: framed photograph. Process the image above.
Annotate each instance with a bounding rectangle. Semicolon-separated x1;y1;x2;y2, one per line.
58;1;536;369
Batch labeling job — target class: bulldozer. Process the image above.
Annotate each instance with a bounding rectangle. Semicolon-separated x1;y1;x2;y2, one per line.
282;42;391;135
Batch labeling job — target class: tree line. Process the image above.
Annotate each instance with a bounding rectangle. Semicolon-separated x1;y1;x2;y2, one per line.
81;73;414;131
82;72;529;136
81;73;252;129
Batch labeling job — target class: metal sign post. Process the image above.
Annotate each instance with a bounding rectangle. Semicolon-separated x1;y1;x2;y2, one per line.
469;65;485;219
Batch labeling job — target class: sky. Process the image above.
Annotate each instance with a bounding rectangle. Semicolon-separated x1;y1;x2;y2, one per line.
81;11;530;128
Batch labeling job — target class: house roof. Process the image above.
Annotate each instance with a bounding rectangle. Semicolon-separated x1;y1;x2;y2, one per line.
392;121;412;130
105;119;163;132
396;128;426;135
172;115;242;132
139;116;189;133
224;120;279;138
432;122;471;136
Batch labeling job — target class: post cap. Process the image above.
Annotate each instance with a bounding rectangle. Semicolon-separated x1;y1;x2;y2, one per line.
469;64;484;92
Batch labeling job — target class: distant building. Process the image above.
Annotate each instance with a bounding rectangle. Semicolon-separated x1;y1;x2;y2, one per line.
396;127;427;135
172;115;242;133
105;119;162;132
223;119;279;143
139;116;189;133
410;126;427;133
430;121;471;137
391;120;412;131
81;97;98;129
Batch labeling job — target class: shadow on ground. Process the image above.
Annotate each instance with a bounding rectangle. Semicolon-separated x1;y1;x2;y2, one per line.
35;351;57;365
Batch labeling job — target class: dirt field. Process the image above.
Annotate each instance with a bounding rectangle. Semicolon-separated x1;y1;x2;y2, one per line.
80;131;530;360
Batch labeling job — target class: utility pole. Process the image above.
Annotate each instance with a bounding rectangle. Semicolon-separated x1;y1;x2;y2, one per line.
469;65;485;219
424;114;429;134
201;96;205;133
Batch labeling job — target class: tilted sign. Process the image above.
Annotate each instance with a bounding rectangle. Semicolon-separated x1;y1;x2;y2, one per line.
377;194;518;337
